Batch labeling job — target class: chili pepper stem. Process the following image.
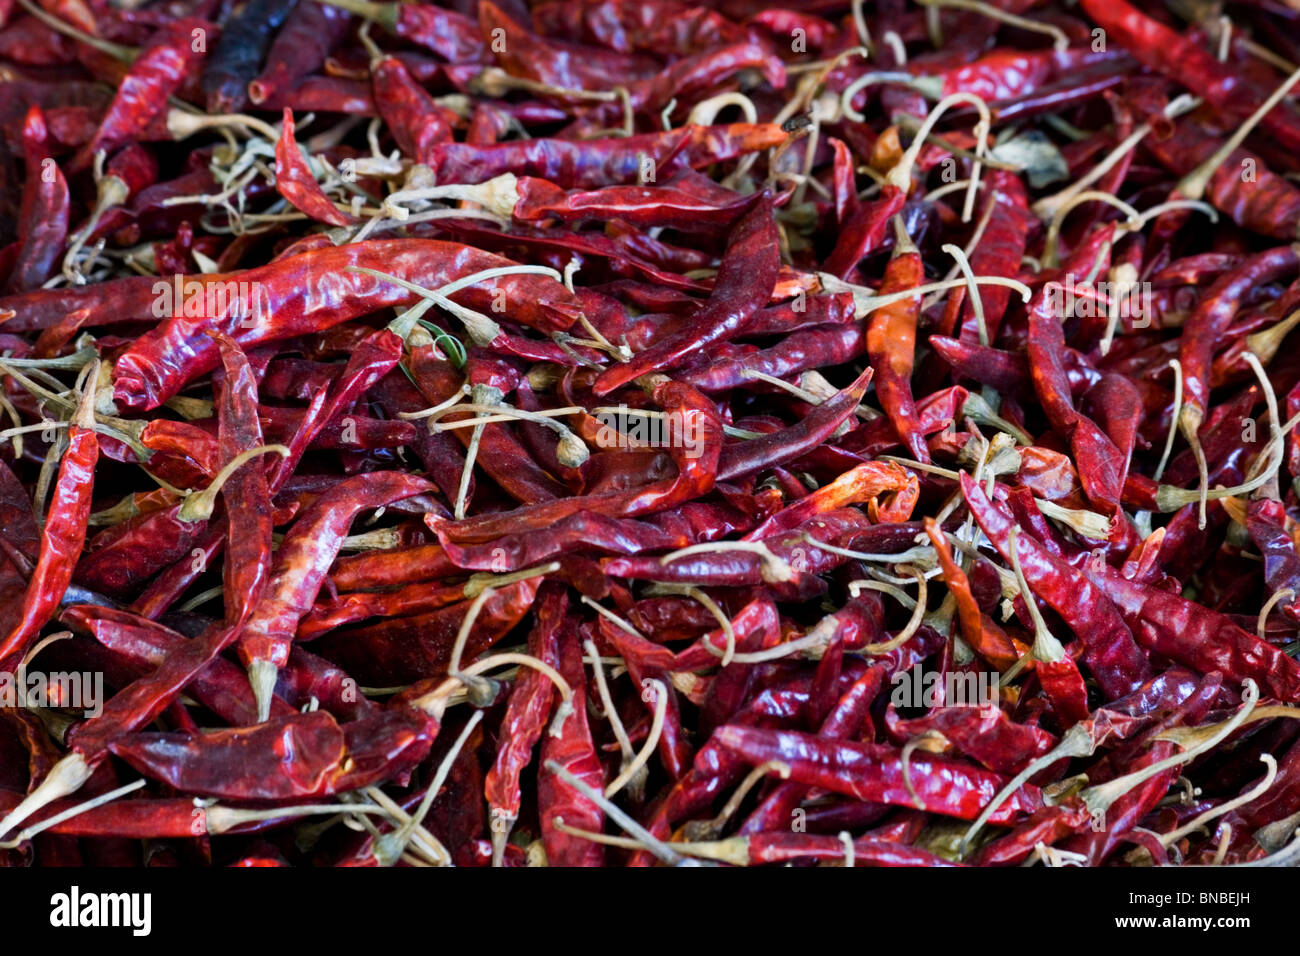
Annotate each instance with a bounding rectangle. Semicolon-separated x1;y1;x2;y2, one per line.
0;752;94;844
959;721;1097;855
248;659;280;725
0;779;146;849
178;444;290;522
1178;65;1300;208
820;273;1031;319
409;653;573;725
306;0;399;30
374;710;483;867
166;109;283;144
62;174;130;286
684;760;791;841
604;679;665;798
886;92;992;221
545;760;688;866
1081;680;1259;832
383;173;520;221
1158;754;1278;852
346;266;503;347
14;0;137;61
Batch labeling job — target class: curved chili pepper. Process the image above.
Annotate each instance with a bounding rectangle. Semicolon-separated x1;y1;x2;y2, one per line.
593;193;778;394
1078;0;1300;152
110;239;585;410
6;106;69;294
62;471;431;770
372;55;454;166
109;708;436;802
538;620;604;866
1027;287;1128;514
1177;246;1300;441
959;472;1151;699
435;379;722;543
201;0;298;112
718;725;1044;823
74;18;212;170
236;471;433;712
0;376;97;666
274;108;355;226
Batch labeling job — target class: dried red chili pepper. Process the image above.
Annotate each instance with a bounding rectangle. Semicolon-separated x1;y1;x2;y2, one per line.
0;369;98;666
6;106;69;294
201;0;298;113
593;193;778;394
538;620;604;866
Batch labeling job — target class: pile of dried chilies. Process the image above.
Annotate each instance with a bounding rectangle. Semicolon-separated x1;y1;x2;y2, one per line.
2;0;1300;868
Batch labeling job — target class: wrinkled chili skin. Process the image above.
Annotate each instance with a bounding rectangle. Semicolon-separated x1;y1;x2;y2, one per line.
75;18;214;169
485;585;565;824
67;472;432;762
538;620;604;866
6;106;69;294
422;123;786;190
594;192;779;394
275;108;356;226
211;332;275;628
248;0;349;106
110;239;584;410
201;0;299;113
5;0;1300;871
1078;0;1300;152
435;379;723;543
1178;246;1300;425
108;708;437;802
718;725;1043;823
960;474;1151;699
0;404;97;667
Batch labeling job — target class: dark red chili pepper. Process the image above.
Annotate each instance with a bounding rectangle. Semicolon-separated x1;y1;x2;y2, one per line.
538;620;604;866
211;332;274;627
960;472;1151;700
1028;287;1128;514
310;0;486;64
718;725;1044;823
1078;0;1300;153
74;19;212;171
436;379;722;543
201;0;298;112
372;56;454;166
110;708;436;801
247;0;350;106
594;193;778;394
0;374;97;666
110;239;584;410
5;106;69;294
274;108;355;226
1177;246;1300;448
421;123;786;191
